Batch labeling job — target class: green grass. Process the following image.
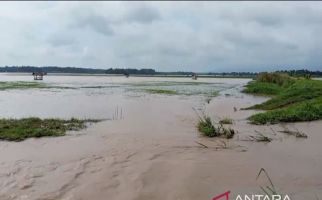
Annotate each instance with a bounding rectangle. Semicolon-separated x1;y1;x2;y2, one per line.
243;81;283;95
243;72;295;95
250;80;322;110
249;99;322;124
0;117;101;141
198;116;216;137
244;73;322;124
256;72;295;86
209;91;219;97
197;115;235;139
143;88;178;95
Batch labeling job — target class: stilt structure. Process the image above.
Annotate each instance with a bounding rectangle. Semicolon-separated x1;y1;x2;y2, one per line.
32;72;46;80
192;73;198;80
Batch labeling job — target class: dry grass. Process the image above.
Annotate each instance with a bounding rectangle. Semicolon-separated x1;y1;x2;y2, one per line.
256;168;278;196
219;117;233;124
247;132;272;142
279;126;308;138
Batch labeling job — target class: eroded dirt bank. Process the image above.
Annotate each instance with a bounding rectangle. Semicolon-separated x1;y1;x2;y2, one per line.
0;87;321;200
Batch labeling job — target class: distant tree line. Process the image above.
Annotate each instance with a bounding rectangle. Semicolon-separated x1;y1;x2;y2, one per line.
275;69;322;77
205;72;258;77
105;68;156;75
0;66;321;77
0;66;106;74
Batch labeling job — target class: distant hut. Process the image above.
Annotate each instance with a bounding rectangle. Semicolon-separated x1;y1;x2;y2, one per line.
124;72;130;78
192;73;198;80
32;72;46;80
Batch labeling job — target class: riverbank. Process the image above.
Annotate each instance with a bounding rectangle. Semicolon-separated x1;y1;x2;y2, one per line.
243;73;322;124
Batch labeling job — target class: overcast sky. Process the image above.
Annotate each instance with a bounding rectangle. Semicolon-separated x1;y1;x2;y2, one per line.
0;1;321;72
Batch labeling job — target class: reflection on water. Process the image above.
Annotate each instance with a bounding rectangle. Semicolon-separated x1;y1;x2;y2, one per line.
0;73;250;119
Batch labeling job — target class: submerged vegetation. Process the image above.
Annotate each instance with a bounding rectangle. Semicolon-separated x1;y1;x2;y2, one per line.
0;81;49;90
244;73;322;124
129;81;222;97
0;80;221;98
247;133;272;142
144;88;178;95
0;81;72;90
279;126;308;138
127;81;214;87
140;86;219;97
0;117;101;141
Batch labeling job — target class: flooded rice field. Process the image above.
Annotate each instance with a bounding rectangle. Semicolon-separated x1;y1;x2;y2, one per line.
0;74;321;200
0;74;244;119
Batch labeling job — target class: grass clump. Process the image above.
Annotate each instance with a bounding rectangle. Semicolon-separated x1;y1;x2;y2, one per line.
243;72;322;124
198;116;216;137
256;72;294;86
197;115;235;139
143;88;178;95
0;117;101;141
279;126;307;138
219;117;233;124
248;133;272;142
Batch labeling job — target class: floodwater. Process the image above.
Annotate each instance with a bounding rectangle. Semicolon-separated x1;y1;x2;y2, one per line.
0;74;243;119
0;74;321;200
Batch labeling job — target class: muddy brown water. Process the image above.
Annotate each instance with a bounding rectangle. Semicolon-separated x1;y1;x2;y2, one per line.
0;74;321;200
